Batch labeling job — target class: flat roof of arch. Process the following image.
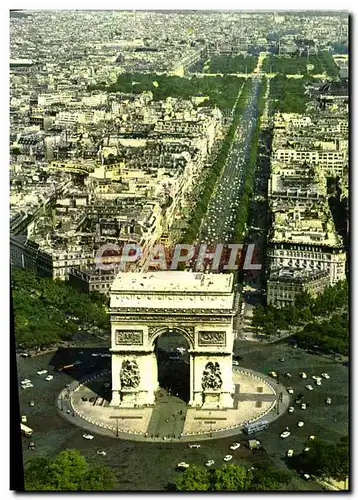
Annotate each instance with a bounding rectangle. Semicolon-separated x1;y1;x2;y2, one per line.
111;271;234;294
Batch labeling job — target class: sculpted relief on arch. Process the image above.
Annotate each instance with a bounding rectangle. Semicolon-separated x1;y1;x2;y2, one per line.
202;361;223;390
120;359;140;389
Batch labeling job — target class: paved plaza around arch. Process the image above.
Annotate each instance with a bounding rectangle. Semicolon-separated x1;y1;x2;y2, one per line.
64;366;289;441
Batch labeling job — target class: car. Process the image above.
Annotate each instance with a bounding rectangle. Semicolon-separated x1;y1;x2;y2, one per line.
303;474;311;481
315;379;322;386
223;455;233;462
188;444;200;449
286;387;294;394
305;385;313;391
300;372;307;379
297;421;305;428
280;431;291;439
279;358;285;362
37;370;48;375
312;375;321;381
230;443;240;451
81;396;88;402
285;373;292;378
21;415;27;423
205;460;215;467
286;449;294;457
20;353;29;358
288;407;295;413
45;375;54;381
82;434;94;440
301;403;307;410
28;441;35;450
29;400;35;407
321;373;330;379
309;435;315;440
325;398;332;405
232;360;239;366
22;383;34;389
268;371;277;378
97;450;107;456
177;462;189;470
21;379;31;384
303;447;310;452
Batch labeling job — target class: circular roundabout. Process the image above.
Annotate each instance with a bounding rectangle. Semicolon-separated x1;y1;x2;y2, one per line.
58;367;290;442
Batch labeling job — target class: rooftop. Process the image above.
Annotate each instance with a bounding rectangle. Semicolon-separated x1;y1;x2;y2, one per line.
111;271;234;294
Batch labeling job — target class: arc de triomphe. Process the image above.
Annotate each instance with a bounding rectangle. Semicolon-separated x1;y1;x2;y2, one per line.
109;271;237;409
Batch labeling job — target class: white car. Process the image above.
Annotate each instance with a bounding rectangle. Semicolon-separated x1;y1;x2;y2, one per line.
230;443;240;451
232;360;239;366
83;434;94;440
22;383;34;389
315;379;322;386
280;431;291;439
326;398;332;405
288;407;295;413
286;449;294;457
297;421;305;428
223;455;233;462
300;372;307;379
309;435;315;440
303;473;311;481
303;447;310;452
321;373;330;379
37;370;48;375
45;375;54;381
97;450;107;456
312;375;321;381
177;462;189;470
205;460;215;467
21;379;31;384
301;403;307;410
269;371;277;378
286;387;294;394
188;444;200;449
305;385;313;391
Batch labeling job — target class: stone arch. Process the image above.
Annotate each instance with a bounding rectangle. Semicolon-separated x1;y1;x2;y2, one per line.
148;326;195;350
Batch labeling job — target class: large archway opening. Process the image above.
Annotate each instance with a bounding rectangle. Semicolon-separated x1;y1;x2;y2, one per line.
154;328;190;403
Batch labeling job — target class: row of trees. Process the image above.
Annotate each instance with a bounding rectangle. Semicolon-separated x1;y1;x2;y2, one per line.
252;279;348;353
206;55;258;74
262;52;339;77
270;75;310;114
232;78;268;242
318;51;341;78
12;269;109;349
174;463;292;491
24;450;116;491
89;73;247;111
290;436;348;483
180;79;252;244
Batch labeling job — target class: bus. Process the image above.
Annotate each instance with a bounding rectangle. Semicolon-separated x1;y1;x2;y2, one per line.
21;423;33;437
243;420;268;435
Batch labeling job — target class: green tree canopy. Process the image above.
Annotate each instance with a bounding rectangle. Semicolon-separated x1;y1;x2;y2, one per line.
24;450;116;491
174;465;210;491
